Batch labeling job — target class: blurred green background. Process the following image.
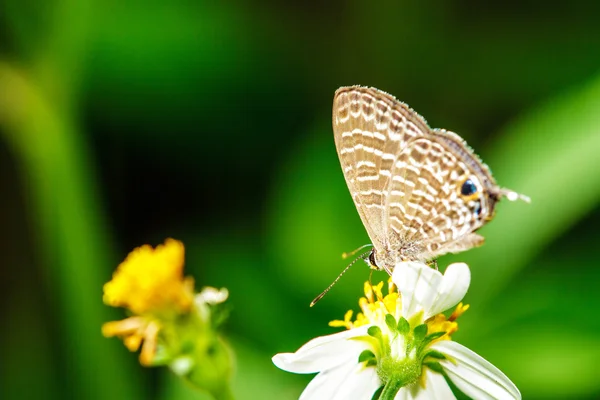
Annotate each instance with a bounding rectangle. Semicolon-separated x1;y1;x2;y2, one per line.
1;1;600;399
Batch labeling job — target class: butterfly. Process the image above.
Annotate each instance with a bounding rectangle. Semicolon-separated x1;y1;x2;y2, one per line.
333;86;529;275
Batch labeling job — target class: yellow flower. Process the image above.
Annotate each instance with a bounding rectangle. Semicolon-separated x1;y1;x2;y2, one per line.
103;238;194;315
102;239;196;366
101;239;233;397
102;317;160;366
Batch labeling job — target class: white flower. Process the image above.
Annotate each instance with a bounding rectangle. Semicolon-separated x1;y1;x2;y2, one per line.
272;262;521;400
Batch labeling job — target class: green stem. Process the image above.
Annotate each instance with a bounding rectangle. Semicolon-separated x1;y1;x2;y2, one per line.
0;62;143;399
378;378;404;400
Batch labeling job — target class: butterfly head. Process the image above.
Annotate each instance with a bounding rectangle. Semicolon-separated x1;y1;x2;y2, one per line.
463;174;530;223
365;248;398;275
367;250;378;269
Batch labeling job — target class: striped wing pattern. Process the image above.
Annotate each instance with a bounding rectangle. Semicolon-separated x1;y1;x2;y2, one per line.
333;87;428;251
385;135;483;260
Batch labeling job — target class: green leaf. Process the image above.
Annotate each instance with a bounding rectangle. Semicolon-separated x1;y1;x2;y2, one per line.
0;62;144;400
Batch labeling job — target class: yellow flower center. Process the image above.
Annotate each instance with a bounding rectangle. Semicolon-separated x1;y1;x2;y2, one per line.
330;279;467;342
102;238;194;315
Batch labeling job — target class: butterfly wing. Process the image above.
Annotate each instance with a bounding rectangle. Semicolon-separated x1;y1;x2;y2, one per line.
384;129;497;262
334;86;526;269
332;86;430;250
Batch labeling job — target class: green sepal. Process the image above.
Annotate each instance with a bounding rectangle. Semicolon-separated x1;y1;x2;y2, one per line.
368;325;383;339
424;349;446;360
413;324;428;341
424;361;444;373
371;385;384;400
397;317;410;335
366;358;378;367
385;314;398;333
423;331;446;344
358;349;376;363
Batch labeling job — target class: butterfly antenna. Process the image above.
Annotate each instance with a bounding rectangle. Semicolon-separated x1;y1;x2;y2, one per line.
310;250;372;307
342;244;373;259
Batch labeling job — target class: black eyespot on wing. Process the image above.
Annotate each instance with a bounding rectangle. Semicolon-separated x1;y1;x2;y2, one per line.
461;179;478;196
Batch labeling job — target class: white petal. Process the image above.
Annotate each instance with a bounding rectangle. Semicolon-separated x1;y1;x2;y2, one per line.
412;371;456;400
394;387;410;400
272;325;370;373
394;262;470;320
299;362;354;400
300;362;380;400
394;262;440;320
432;341;521;400
196;286;229;304
394;371;456;400
427;263;470;319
